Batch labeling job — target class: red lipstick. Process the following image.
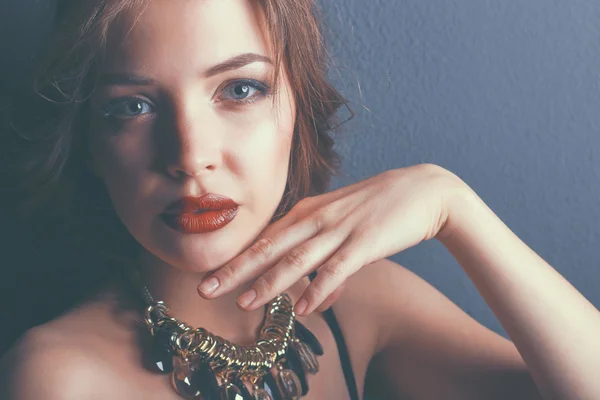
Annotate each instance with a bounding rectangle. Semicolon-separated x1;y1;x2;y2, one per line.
161;194;238;234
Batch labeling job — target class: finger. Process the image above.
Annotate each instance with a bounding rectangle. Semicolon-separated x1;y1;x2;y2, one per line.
197;214;323;298
314;281;346;313
236;230;347;310
294;238;364;316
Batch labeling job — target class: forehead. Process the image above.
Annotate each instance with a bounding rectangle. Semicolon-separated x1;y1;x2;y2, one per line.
103;0;271;71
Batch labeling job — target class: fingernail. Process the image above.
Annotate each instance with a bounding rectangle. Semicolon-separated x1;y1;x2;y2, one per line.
294;298;308;315
237;289;257;308
198;277;220;295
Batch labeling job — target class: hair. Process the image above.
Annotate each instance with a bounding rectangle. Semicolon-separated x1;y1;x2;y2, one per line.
0;0;353;351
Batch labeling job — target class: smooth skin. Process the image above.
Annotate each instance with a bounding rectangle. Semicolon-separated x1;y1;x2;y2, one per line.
2;0;599;399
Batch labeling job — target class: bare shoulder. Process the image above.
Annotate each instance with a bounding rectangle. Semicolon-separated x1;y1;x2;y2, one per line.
0;301;135;400
319;258;423;394
0;323;105;399
339;259;542;400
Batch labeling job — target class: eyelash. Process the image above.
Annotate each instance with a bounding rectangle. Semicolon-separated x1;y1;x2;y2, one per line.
220;78;272;105
100;79;272;121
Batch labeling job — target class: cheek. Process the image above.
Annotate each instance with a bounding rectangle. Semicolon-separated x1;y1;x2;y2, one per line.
229;106;295;207
89;131;155;214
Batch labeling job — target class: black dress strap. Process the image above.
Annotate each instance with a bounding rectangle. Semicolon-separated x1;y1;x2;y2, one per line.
308;272;360;400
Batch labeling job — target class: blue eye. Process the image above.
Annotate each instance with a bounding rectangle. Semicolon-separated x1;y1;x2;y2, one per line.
101;97;154;119
221;79;270;104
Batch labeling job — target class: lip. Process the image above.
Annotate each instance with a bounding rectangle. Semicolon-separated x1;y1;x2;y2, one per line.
161;194;239;234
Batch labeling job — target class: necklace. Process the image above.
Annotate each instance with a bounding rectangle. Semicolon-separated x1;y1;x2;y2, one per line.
128;267;323;400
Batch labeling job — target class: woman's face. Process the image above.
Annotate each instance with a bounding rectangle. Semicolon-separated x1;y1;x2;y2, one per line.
88;0;296;272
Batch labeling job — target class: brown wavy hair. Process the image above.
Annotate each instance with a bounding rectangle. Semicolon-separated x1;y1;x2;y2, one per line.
0;0;353;345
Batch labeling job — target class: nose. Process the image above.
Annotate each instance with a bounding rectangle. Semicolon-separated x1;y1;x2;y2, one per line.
166;145;220;179
163;110;223;179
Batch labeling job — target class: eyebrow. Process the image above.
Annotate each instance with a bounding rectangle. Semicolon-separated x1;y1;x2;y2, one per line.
202;52;272;78
98;52;272;86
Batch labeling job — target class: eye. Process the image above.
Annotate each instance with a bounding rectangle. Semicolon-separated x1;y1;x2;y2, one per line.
219;79;270;104
101;97;154;119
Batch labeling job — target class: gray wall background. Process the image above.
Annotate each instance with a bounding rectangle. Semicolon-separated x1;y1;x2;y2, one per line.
1;0;599;339
321;0;600;337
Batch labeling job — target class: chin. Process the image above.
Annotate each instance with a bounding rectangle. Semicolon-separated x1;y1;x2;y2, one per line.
130;205;275;272
137;222;261;273
139;242;237;274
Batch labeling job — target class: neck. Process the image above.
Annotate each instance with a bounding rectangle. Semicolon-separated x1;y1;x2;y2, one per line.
132;250;268;345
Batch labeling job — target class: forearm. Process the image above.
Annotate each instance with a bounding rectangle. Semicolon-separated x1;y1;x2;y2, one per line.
437;188;600;400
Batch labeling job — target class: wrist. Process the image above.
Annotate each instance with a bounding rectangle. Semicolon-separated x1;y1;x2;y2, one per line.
435;176;483;243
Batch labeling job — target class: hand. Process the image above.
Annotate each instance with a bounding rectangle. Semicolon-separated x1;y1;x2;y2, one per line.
197;163;469;315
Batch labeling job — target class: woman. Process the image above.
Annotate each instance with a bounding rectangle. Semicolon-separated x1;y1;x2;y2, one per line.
1;0;599;399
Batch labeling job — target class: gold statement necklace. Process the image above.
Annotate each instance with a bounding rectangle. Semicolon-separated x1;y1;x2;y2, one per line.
128;267;323;400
